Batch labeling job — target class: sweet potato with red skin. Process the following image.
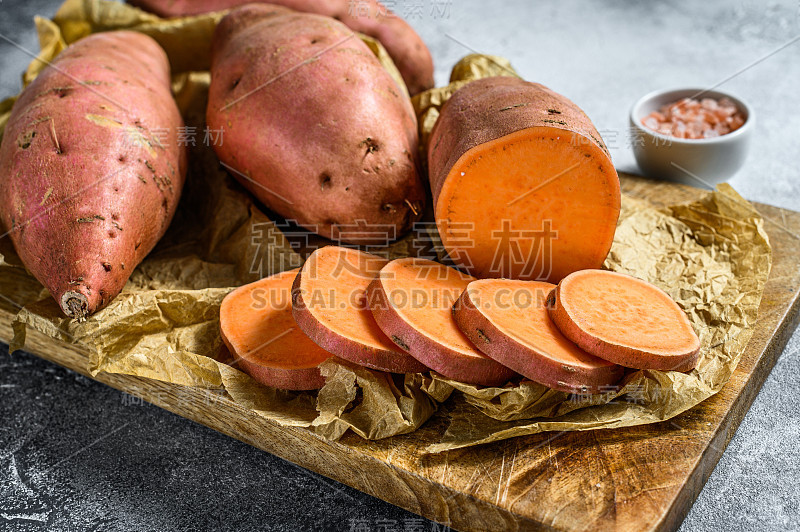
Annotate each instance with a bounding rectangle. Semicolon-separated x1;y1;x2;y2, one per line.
0;31;187;319
292;246;428;373
127;0;434;95
220;269;333;390
367;258;517;387
428;76;620;283
207;5;424;245
454;279;623;394
548;270;701;372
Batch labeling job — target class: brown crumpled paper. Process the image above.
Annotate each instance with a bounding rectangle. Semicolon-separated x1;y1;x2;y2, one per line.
409;56;772;451
1;0;440;441
313;360;453;440
425;188;771;452
0;0;772;451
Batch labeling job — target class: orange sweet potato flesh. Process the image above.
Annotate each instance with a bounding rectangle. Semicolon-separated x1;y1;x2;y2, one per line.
292;246;427;373
548;270;701;371
0;31;187;319
454;279;623;393
220;269;332;390
428;77;620;283
367;258;516;387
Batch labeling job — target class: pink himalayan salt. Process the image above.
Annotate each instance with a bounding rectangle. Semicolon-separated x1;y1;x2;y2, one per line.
641;97;745;139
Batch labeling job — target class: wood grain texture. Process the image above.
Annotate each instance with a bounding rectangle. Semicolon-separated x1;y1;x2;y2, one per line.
1;174;798;532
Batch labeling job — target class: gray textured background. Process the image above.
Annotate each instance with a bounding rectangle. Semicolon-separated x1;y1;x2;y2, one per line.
1;0;799;530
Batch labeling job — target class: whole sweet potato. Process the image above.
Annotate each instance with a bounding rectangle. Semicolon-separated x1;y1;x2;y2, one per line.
127;0;435;95
0;31;187;319
207;5;425;244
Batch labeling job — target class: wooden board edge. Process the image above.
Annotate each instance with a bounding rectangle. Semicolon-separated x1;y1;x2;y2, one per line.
656;285;800;531
0;313;551;532
6;288;798;532
1;188;797;531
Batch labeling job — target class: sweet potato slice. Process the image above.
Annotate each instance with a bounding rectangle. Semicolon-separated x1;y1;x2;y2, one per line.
292;246;427;373
548;270;701;371
220;269;332;390
428;77;620;283
367;258;516;386
454;279;623;393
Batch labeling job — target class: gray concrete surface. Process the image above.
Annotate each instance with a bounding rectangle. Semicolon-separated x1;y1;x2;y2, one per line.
1;0;799;530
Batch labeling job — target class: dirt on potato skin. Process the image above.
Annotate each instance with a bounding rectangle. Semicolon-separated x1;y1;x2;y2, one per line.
0;31;188;319
207;6;425;247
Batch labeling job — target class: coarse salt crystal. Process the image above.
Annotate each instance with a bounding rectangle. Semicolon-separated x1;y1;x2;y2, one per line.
641;96;745;139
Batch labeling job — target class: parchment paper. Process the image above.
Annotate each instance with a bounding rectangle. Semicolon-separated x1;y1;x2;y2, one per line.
425;188;771;451
0;0;772;451
2;0;438;441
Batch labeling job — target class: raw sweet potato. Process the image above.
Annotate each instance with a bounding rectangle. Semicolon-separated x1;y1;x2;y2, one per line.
548;270;701;371
127;0;435;95
453;279;623;393
367;258;516;387
292;246;428;373
207;5;425;245
220;269;333;390
427;77;621;283
0;31;187;319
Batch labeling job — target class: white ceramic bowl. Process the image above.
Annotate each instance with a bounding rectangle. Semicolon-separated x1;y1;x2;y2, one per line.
629;87;754;187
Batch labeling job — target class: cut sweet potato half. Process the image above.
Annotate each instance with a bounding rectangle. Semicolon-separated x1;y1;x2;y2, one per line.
292;246;428;373
454;279;623;394
548;270;701;371
220;269;332;390
367;258;516;386
428;77;620;283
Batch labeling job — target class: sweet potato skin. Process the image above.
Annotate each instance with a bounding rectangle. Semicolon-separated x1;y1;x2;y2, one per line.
367;279;515;386
220;269;330;390
429;77;613;205
0;31;187;318
127;0;435;95
426;76;621;282
453;280;624;394
221;325;327;390
292;261;428;374
366;257;515;386
207;5;425;245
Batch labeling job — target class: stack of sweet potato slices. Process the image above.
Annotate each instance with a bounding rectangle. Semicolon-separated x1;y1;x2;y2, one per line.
220;247;700;392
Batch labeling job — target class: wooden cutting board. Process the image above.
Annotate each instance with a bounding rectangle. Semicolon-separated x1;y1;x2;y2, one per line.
1;174;798;531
